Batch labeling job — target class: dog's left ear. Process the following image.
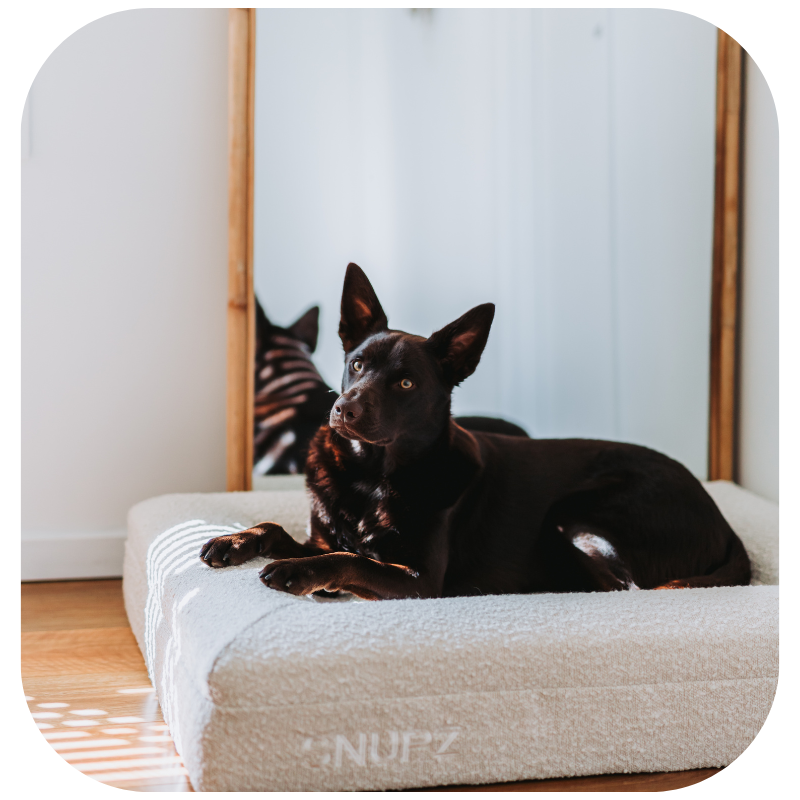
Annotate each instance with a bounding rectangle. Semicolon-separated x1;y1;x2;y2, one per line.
339;263;389;352
427;303;495;386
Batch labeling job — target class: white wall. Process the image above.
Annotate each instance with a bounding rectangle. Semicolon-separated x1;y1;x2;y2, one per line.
22;9;229;579
737;55;779;502
253;8;717;477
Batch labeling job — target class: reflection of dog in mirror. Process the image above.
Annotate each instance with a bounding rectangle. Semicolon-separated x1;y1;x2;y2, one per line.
202;263;750;600
252;300;333;476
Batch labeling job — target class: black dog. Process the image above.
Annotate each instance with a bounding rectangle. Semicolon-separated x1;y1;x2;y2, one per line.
201;264;750;599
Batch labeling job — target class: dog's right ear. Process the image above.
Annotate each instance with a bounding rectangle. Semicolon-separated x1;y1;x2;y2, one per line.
339;263;389;353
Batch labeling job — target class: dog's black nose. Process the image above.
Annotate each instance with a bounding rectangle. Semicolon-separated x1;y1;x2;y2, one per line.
335;397;363;421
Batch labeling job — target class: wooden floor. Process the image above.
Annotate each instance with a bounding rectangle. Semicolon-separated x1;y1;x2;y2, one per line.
22;579;721;793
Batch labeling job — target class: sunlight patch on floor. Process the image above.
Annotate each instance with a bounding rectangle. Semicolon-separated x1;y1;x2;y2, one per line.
25;685;190;791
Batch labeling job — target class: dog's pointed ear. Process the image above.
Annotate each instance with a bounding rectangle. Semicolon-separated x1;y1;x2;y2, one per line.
339;263;389;352
255;295;273;349
288;305;320;352
426;303;495;386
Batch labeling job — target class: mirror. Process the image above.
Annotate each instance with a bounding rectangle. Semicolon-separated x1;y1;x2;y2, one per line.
238;9;730;486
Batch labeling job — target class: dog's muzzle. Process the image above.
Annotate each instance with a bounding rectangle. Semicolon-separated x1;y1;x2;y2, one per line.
332;395;363;424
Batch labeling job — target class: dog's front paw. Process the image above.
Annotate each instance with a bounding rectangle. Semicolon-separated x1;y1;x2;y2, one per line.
199;531;262;568
259;560;322;596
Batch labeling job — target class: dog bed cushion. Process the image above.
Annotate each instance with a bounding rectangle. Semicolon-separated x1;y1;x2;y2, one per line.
122;479;778;791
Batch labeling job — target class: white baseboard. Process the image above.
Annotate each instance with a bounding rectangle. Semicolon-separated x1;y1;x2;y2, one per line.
21;530;127;581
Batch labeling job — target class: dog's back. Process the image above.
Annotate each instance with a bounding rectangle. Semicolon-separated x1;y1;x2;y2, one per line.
443;427;748;595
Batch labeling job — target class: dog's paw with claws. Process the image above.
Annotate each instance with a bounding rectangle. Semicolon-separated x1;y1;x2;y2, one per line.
200;530;263;568
259;559;323;596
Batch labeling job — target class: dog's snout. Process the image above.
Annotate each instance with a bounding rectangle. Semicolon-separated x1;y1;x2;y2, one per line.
334;396;364;422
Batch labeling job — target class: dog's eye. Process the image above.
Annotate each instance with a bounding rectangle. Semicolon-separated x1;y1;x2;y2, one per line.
352;360;363;372
400;378;414;389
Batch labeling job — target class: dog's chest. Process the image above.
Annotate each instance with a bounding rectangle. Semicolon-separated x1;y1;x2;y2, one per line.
334;476;401;557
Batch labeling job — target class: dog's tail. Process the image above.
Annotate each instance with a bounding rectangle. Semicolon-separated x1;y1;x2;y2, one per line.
655;531;751;589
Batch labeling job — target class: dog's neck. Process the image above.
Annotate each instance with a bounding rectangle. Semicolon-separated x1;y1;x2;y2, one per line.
333;414;483;499
311;413;482;519
336;411;450;474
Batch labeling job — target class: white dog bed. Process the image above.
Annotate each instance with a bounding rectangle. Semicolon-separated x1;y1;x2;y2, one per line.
122;479;777;792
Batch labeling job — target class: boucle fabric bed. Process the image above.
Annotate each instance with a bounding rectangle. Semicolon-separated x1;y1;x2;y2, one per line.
122;479;778;792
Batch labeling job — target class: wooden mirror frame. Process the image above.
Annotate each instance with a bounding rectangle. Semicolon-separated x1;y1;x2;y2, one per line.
709;29;745;482
225;10;744;491
226;8;256;491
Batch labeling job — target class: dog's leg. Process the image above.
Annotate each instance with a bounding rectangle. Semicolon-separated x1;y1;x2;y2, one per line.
560;523;639;591
199;522;324;568
258;552;435;600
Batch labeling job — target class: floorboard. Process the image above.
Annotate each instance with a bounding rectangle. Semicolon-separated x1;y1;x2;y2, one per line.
22;579;129;631
21;579;721;792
